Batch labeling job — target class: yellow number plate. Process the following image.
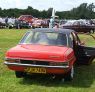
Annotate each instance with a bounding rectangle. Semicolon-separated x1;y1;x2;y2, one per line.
24;67;46;74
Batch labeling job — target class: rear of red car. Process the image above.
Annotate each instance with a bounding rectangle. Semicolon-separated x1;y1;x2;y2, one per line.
4;29;76;81
5;45;75;72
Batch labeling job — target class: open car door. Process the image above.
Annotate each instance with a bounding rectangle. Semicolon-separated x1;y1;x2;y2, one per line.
72;32;95;65
78;45;95;57
77;45;95;65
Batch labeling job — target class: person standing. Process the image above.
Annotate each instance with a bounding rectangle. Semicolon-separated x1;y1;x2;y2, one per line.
5;16;8;26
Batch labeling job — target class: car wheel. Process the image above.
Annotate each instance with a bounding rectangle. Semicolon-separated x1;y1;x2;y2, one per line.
64;66;74;81
15;71;25;78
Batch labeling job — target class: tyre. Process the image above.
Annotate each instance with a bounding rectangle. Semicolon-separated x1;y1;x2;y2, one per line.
64;66;74;81
15;71;25;78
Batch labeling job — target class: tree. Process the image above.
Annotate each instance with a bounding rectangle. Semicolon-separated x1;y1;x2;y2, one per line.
47;8;53;18
0;3;94;19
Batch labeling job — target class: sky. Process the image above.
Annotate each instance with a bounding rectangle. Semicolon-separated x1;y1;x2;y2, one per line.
0;0;95;11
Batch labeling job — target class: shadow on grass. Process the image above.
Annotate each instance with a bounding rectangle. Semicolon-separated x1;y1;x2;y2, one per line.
19;63;95;88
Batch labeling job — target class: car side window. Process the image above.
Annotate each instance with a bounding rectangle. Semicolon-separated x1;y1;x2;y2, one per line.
68;33;73;48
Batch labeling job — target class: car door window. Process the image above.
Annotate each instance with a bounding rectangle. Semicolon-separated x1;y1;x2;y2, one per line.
78;34;95;47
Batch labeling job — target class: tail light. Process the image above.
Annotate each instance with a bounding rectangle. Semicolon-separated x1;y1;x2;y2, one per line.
5;58;20;63
49;62;69;66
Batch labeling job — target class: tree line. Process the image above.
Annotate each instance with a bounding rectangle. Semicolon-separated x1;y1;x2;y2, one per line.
0;3;95;19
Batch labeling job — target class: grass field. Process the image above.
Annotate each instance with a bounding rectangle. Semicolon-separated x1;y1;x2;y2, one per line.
0;29;95;92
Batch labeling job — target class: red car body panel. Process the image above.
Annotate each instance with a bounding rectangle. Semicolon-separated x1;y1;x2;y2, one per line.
5;44;76;74
7;45;71;61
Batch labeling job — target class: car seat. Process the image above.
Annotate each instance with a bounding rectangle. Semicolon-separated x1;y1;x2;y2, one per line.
57;33;67;46
36;32;49;44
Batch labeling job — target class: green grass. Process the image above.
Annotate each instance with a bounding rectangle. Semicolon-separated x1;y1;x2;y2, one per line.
0;29;95;92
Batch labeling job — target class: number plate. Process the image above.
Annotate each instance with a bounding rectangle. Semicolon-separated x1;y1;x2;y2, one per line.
24;67;46;74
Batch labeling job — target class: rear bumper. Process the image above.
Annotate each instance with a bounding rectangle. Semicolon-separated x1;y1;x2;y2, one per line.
4;61;70;74
4;61;69;68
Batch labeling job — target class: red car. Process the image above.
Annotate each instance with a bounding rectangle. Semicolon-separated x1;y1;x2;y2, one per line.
18;15;34;23
4;28;95;81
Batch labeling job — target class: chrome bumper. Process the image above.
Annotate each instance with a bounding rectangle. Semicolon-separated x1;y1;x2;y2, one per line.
4;61;69;69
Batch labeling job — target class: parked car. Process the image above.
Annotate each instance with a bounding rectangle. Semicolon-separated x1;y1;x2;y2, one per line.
0;17;6;28
0;22;6;28
32;19;50;28
41;19;50;28
4;28;95;81
32;19;43;28
15;21;31;29
9;20;32;29
60;20;95;33
18;15;34;23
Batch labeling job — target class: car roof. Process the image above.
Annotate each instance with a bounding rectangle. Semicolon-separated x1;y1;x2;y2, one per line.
30;28;74;34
